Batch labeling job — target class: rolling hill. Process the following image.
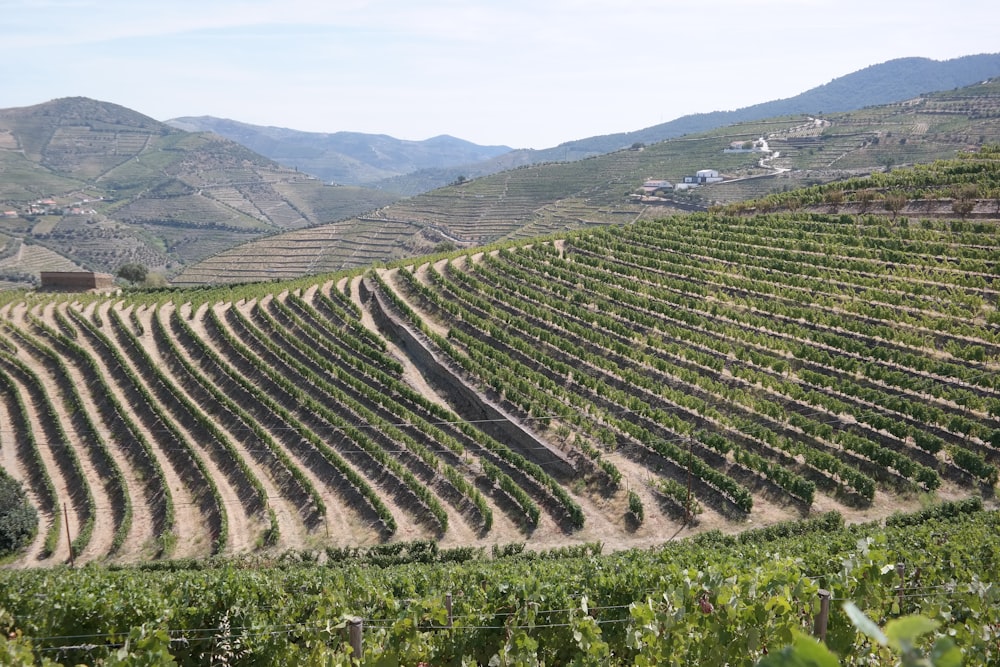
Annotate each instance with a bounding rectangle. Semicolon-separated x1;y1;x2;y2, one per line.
3;54;999;291
175;77;1000;286
375;53;1000;194
169;55;1000;199
165;116;513;188
0;98;399;285
0;149;997;569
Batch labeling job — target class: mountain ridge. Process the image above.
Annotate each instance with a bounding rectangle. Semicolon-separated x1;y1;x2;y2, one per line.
173;76;1000;285
0;98;399;282
375;53;1000;194
164;115;512;187
3;53;1000;286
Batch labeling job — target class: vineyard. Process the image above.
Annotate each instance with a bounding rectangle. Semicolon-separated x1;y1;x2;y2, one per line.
0;97;401;280
0;500;997;664
0;151;998;570
0;150;999;662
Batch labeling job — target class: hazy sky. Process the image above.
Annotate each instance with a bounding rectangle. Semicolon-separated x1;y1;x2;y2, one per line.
2;0;998;148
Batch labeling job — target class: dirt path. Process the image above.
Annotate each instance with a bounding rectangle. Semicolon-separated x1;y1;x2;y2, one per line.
263;289;442;545
347;274;510;542
351;272;452;412
381;266;449;339
349;273;591;548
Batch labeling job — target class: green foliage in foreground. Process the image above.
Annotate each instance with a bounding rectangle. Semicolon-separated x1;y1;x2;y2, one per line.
0;501;997;665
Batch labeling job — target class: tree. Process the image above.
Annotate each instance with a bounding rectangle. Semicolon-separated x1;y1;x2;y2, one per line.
0;471;37;557
824;189;844;213
116;262;148;285
951;183;978;220
855;189;878;222
883;192;908;221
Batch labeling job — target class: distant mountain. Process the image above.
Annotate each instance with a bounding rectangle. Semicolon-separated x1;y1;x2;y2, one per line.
165;116;512;189
0;97;398;282
378;53;1000;194
546;54;1000;156
176;75;1000;285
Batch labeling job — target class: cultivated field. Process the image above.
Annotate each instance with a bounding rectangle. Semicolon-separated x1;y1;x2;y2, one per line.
1;195;997;566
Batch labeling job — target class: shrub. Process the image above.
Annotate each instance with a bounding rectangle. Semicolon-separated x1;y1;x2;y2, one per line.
0;471;37;557
627;490;644;524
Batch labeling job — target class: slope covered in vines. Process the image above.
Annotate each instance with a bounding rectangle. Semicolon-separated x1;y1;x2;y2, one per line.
0;152;998;567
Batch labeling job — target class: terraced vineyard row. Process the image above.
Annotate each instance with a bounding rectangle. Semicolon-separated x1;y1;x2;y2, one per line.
171;218;426;285
0;268;609;564
1;202;998;566
385;211;998;528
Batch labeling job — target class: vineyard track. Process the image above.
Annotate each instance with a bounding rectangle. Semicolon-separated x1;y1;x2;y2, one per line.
367;271;591;527
347;275;531;543
359;274;629;548
347;276;452;414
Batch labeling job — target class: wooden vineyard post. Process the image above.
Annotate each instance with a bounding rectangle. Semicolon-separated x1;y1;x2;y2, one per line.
896;563;905;612
348;617;363;663
814;589;831;642
63;503;75;567
445;592;453;628
685;438;693;524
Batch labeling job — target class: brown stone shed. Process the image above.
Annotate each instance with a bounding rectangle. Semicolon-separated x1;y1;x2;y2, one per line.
40;271;115;291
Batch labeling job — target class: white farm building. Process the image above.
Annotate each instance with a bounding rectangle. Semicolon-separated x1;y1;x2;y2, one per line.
682;169;723;185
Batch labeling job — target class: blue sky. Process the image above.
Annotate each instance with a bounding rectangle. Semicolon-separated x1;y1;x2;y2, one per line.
2;0;998;148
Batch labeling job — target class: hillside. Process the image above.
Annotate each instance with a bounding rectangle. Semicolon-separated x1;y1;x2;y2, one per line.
165;116;513;188
176;78;1000;285
3;55;998;290
0;98;399;285
0;151;997;569
164;56;1000;199
377;53;1000;194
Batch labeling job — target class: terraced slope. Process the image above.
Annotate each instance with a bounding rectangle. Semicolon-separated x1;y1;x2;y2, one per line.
1;178;997;564
0;98;399;282
178;79;1000;285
